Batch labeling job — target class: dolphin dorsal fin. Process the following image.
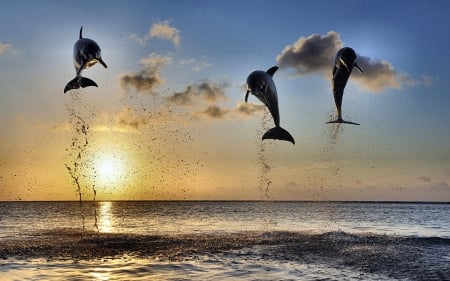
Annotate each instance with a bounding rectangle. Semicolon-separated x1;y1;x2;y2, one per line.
79;27;83;39
266;66;279;77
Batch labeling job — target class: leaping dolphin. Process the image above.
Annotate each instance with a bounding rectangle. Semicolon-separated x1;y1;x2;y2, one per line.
327;47;363;125
64;27;107;93
245;66;295;144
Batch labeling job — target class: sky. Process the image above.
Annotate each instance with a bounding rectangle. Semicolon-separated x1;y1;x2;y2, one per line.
0;0;449;201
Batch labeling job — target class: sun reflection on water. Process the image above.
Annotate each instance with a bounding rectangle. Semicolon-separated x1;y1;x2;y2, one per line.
98;201;114;233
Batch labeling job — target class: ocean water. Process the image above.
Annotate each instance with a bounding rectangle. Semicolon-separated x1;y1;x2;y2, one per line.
0;201;449;280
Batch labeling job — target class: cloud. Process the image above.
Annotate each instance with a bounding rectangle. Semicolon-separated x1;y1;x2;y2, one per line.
198;105;229;119
350;56;401;92
277;31;342;75
429;181;450;192
235;102;266;118
195;102;265;121
118;53;172;94
128;21;181;48
418;176;431;182
166;80;265;121
180;58;212;72
276;31;427;93
115;106;149;130
150;21;181;48
167;80;229;106
0;42;11;55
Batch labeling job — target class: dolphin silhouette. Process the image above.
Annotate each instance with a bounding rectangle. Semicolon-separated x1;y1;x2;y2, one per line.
64;27;107;93
327;47;363;125
245;66;295;144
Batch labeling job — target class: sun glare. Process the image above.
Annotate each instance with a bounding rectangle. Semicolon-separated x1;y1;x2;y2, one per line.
99;159;117;179
92;149;129;188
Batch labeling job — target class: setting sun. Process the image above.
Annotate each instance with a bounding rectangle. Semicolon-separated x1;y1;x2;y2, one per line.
92;148;129;188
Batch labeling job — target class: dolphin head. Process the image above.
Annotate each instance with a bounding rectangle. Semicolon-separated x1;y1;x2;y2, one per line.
337;47;362;73
78;39;107;69
246;70;268;100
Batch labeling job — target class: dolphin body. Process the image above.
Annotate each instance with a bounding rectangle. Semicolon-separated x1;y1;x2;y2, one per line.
64;27;107;93
327;47;363;125
245;66;295;144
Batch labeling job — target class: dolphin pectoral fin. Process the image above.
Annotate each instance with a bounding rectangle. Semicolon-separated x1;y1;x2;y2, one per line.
64;77;80;93
326;118;360;125
79;77;98;89
98;58;108;68
266;66;279;77
355;63;363;73
245;90;250;102
262;126;295;144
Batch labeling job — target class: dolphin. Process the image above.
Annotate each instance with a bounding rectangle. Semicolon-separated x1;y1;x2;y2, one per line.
64;27;107;93
327;47;363;125
245;66;295;144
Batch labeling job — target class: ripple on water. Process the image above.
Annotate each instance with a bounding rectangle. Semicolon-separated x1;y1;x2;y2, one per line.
1;231;449;280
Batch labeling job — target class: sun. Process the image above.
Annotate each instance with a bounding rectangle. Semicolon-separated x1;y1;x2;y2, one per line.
98;158;118;180
92;150;128;188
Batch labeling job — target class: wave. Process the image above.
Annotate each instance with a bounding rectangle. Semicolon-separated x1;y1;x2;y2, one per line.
1;230;449;280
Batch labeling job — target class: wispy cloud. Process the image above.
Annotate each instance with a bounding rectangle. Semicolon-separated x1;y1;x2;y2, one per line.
180;58;212;72
277;31;429;93
194;102;265;121
115;106;149;130
129;21;181;48
118;53;172;94
0;42;12;55
234;102;266;119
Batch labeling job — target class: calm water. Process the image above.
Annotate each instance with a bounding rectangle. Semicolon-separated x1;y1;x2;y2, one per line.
1;201;449;280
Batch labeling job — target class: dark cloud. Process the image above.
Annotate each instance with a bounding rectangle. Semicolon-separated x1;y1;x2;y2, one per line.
276;31;428;93
166;80;264;121
197;102;266;121
198;105;229;119
119;72;162;93
167;87;193;105
119;53;172;94
418;176;432;182
277;31;341;75
167;80;229;106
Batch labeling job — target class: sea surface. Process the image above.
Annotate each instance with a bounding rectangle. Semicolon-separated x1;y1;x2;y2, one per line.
0;201;449;280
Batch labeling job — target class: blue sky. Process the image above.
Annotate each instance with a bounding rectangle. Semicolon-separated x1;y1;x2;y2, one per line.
1;0;449;201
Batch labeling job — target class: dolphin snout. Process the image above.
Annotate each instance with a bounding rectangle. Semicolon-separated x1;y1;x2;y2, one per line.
98;58;108;68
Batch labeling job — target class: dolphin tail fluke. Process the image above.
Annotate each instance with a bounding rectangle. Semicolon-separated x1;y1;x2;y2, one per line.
326;118;360;125
262;126;295;144
63;76;98;93
64;77;80;93
79;77;98;88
